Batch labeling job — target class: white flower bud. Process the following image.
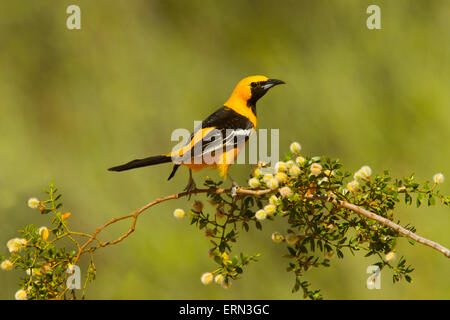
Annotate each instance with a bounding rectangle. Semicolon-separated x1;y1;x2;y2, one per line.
433;173;445;185
39;226;49;241
264;204;276;216
288;165;301;178
354;172;362;180
26;268;42;276
1;260;13;271
263;173;273;183
354;166;372;181
27;198;40;209
253;168;262;177
214;274;225;285
275;172;288;183
385;251;396;263
173;208;185;220
201;272;214;285
255;209;267;220
269;195;279;206
295;156;306;165
310;163;322;176
248;177;261;189
15;289;28;300
271;232;284;243
7;238;27;253
290;142;302;154
275;161;287;173
347;180;360;193
279;187;293;198
221;279;232;289
286;160;295;168
267;178;279;190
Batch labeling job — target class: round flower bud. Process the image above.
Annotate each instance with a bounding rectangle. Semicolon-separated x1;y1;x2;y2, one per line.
39;226;49;241
253;168;262;177
286;160;295;168
354;166;372;181
433;173;445;185
347;180;360;193
353;171;363;180
26;268;42;276
275;172;288;183
279;186;293;198
269;195;279;206
248;177;261;189
267;178;279;190
7;238;27;253
264;204;276;216
214;274;225;285
275;161;287;173
288;165;301;178
255;209;267;221
173;208;185;220
15;289;27;300
295;156;306;165
201;272;214;285
271;232;284;243
310;163;322;176
385;251;396;263
27;198;40;209
1;260;13;271
285;232;298;245
221;279;232;289
290;142;302;154
263;173;273;184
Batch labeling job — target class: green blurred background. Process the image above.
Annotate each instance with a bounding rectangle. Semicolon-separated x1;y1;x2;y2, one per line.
0;0;449;299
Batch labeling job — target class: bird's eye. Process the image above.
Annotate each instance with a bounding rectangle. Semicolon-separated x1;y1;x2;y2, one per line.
250;82;257;88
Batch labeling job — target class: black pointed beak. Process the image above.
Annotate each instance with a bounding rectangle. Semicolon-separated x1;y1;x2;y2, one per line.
262;79;286;90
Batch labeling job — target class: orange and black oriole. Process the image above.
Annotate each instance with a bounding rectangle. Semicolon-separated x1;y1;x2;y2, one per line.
108;75;284;190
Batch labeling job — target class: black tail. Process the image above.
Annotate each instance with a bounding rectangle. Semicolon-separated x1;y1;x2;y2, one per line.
108;155;172;172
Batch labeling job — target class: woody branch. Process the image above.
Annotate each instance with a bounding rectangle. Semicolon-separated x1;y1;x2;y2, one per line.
72;187;450;265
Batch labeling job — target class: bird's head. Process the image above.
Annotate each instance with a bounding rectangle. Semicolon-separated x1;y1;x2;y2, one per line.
226;75;285;108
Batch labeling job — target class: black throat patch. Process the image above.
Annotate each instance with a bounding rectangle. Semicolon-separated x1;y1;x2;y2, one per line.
247;86;268;116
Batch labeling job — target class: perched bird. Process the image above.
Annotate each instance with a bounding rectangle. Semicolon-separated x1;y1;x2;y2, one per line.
108;75;285;192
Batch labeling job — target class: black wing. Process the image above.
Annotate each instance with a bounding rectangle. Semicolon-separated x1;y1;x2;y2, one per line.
187;106;254;159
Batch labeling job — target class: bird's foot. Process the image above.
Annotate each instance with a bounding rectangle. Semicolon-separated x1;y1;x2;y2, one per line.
184;174;197;200
228;175;239;197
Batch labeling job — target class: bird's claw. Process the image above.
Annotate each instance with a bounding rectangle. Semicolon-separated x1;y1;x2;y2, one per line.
228;175;239;197
184;171;197;200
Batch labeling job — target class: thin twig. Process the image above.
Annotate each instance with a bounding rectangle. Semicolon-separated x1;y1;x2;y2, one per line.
73;186;450;267
311;194;450;258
